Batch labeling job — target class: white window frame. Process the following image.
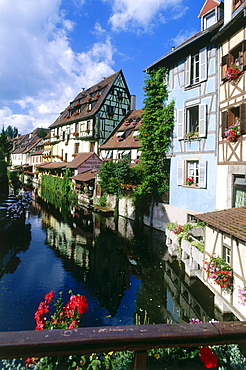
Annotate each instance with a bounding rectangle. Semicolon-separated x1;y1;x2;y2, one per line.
177;159;207;188
177;104;206;140
185;48;207;87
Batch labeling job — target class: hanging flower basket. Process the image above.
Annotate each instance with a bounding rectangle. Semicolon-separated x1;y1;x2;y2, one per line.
66;115;70;119
225;123;240;142
72;112;79;116
73;131;79;136
226;63;242;80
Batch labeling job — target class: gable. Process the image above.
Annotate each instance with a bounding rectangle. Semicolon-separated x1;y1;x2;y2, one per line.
198;0;220;17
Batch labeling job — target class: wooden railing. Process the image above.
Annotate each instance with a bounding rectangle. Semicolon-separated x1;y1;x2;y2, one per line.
1;322;246;369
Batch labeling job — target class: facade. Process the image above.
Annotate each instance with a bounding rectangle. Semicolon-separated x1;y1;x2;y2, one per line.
196;207;246;321
49;70;132;162
214;0;246;209
145;0;223;222
10;128;49;169
100;109;143;164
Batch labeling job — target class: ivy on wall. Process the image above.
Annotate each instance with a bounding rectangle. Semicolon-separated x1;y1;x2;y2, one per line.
136;66;174;202
40;170;76;201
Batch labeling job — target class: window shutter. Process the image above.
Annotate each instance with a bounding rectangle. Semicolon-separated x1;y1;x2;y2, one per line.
221;54;230;80
199;104;207;138
177;109;184;140
240;103;246;134
221;110;228;138
177;160;184;186
184;55;191;87
199;48;207;82
199;160;207;188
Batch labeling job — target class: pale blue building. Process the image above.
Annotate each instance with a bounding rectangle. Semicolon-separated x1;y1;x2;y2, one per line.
145;0;224;222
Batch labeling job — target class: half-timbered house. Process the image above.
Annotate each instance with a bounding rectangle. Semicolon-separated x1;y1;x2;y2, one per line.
212;0;246;209
100;109;143;164
49;70;132;162
145;0;223;222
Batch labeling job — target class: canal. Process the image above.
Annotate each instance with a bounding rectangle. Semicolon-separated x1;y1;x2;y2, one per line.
0;196;217;332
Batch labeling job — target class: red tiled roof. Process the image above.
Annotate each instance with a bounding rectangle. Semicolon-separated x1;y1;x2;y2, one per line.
71;170;97;182
196;207;246;242
100;109;143;149
36;162;69;169
66;152;100;169
49;71;128;129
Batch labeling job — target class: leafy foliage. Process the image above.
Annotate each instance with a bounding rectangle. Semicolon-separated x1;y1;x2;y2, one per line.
0;126;12;162
5;125;18;139
41;170;75;200
137;66;174;201
98;158;134;195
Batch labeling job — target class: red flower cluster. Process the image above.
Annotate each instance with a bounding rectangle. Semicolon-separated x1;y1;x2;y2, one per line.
119;183;138;191
199;346;218;368
224;123;240;142
173;225;184;234
34;290;88;331
204;255;232;288
226;63;242;80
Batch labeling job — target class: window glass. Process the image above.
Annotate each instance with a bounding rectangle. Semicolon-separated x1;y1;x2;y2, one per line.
186;106;199;133
187;160;199;184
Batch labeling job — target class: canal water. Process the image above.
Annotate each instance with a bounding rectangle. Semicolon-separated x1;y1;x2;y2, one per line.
0;196;216;332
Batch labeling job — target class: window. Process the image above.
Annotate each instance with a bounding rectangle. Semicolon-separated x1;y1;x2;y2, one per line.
221;41;246;80
223;245;231;265
204;10;216;29
221;103;246;138
177;159;207;188
177;104;207;140
74;143;79;154
185;48;207;87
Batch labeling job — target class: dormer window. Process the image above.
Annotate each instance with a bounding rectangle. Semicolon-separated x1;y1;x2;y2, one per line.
204;9;216;29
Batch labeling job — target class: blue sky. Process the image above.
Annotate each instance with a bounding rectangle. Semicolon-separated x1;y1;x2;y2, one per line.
0;0;207;134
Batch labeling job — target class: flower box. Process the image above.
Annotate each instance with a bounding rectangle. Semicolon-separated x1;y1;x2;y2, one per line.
225;123;240;142
72;112;79;117
226;63;242;80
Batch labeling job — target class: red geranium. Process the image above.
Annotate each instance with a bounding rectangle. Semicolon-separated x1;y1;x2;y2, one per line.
199;346;218;368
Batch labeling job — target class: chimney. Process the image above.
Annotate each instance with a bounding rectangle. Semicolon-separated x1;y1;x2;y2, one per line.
130;95;136;111
224;0;233;24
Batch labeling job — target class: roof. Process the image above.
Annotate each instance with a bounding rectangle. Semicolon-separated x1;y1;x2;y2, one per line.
196;207;246;242
71;170;97;182
36;162;69;169
198;0;221;18
49;70;129;129
100;109;143;150
30;150;44;156
66;152;100;169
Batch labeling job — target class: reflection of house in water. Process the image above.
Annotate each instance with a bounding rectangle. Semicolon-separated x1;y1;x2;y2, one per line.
0;224;31;278
42;207;132;317
42;211;93;271
87;228;131;317
164;259;216;322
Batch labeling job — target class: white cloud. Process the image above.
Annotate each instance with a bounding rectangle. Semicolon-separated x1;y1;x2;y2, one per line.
0;0;115;134
104;0;187;32
171;28;197;47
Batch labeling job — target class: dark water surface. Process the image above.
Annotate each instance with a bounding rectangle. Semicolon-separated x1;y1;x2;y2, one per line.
0;197;215;332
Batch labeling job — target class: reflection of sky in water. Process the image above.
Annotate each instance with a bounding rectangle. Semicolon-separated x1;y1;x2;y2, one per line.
0;210;141;331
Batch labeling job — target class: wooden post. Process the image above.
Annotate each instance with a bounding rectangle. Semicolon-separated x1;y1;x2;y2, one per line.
134;350;148;370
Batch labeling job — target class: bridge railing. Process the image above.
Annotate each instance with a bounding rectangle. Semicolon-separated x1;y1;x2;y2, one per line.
1;322;246;369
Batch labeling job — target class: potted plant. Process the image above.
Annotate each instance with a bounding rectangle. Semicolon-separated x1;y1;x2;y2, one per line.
204;255;233;288
85;129;90;134
226;63;242;80
73;131;79;136
225;123;240;142
186;177;194;186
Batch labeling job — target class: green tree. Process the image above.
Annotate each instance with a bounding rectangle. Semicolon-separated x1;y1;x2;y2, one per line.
0;126;12;162
5;125;18;138
137;66;174;202
37;128;48;138
98;158;132;195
